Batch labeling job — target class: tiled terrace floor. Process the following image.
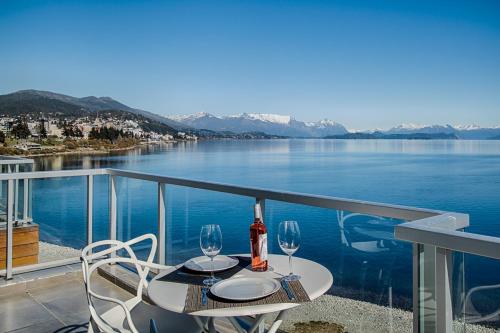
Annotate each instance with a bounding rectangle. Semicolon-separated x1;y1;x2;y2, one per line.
0;265;242;333
0;265;131;333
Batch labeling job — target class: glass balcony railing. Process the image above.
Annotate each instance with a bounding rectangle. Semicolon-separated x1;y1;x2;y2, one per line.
0;166;499;333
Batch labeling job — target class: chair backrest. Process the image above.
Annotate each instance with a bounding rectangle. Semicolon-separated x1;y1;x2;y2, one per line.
337;211;389;246
81;234;158;333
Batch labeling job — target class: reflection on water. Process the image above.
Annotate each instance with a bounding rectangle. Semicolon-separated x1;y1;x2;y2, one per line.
34;139;500;173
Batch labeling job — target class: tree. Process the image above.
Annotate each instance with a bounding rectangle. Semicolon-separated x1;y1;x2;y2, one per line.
0;130;5;143
11;120;31;139
37;119;48;140
73;127;83;138
62;125;74;138
89;126;132;143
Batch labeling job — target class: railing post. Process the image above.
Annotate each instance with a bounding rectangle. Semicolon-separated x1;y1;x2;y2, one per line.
413;243;420;333
157;183;166;265
5;179;14;280
14;164;19;222
436;247;453;333
28;178;32;218
23;178;29;221
87;175;93;247
109;175;117;256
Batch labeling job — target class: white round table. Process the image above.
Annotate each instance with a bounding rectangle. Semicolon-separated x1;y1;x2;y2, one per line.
148;254;333;333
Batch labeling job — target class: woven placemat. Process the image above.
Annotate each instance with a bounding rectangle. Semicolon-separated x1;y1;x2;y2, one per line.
184;279;310;313
157;256;252;286
156;256;310;313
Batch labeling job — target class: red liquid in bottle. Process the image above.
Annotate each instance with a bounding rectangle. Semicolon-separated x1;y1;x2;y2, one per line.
250;204;268;271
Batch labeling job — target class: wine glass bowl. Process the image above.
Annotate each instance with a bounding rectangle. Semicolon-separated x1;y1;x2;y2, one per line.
200;224;222;286
278;220;301;281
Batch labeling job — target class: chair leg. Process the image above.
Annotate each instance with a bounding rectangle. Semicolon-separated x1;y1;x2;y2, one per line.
150;319;159;333
88;316;99;333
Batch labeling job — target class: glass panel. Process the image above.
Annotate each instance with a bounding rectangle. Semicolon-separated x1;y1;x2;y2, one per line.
457;253;500;332
115;177;158;260
32;176;87;263
162;190;414;332
0;180;7;224
165;186;255;265
265;202;413;333
92;174;110;243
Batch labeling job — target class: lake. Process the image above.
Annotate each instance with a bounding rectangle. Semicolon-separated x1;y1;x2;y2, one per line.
32;139;500;309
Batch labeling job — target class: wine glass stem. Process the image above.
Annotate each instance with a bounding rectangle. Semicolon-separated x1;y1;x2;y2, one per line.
211;257;215;281
288;254;293;276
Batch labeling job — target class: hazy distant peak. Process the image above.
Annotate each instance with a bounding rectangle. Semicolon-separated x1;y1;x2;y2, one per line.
454;124;482;131
391;123;426;130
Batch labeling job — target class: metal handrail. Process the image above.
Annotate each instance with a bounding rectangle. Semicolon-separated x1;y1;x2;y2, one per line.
0;155;35;165
396;213;500;259
0;168;443;221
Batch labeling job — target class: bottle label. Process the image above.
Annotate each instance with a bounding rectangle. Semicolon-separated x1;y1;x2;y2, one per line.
259;233;268;261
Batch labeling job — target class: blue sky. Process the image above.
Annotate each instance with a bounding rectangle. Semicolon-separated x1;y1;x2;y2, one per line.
1;0;499;129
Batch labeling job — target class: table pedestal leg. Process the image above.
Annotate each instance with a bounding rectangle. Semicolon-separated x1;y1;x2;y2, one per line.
208;317;217;333
267;310;288;333
194;316;208;333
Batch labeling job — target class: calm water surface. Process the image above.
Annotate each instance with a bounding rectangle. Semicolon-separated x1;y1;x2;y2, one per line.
33;139;500;308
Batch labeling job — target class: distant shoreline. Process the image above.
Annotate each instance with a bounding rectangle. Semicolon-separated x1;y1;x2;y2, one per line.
2;137;500;159
1;141;176;158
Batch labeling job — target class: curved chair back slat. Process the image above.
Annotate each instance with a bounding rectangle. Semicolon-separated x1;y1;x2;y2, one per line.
81;234;159;333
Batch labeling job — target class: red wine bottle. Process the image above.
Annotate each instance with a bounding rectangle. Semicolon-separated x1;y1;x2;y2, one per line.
250;203;268;271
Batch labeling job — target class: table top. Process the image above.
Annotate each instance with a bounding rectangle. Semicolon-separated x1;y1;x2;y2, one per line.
148;254;333;317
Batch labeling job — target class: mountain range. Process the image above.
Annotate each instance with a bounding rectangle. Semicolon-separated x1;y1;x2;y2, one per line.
379;123;500;140
169;113;500;140
0;89;187;131
168;112;349;137
1;89;499;140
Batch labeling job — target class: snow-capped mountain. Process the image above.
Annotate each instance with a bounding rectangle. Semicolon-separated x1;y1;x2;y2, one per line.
167;113;348;137
234;113;292;125
383;124;500;139
167;112;500;139
385;124;456;135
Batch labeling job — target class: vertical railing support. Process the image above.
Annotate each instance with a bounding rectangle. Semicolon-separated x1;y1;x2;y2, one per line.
28;178;32;218
436;247;453;333
157;183;166;265
5;179;14;280
109;175;117;257
87;175;94;248
412;243;420;333
23;178;29;222
14;165;19;222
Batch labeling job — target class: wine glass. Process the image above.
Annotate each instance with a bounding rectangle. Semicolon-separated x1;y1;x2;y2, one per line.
200;224;222;286
278;220;301;281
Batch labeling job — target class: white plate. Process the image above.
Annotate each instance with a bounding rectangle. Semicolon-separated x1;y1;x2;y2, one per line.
210;277;281;301
183;255;239;273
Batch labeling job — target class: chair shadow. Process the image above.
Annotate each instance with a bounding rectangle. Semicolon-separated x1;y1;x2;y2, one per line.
53;323;89;333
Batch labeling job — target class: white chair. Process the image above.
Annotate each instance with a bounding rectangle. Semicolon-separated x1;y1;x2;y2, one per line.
81;234;203;333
